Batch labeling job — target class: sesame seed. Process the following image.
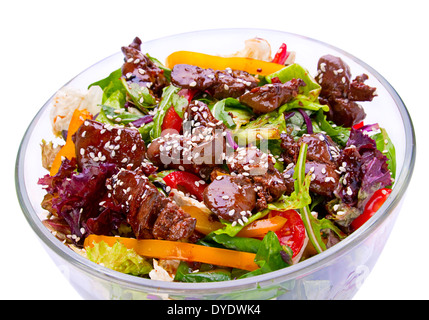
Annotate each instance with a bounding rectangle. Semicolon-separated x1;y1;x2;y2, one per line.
222;195;229;200
189;81;197;87
228;209;235;216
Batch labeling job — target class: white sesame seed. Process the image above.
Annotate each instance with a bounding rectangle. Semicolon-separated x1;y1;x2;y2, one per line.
189;81;197;87
222;195;229;200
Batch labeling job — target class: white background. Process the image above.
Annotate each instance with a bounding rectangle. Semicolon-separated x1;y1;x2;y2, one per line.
1;0;427;300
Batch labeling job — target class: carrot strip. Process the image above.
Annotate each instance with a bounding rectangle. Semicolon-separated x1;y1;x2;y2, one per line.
84;235;259;271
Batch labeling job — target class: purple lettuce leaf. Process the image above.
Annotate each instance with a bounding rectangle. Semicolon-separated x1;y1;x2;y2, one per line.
38;159;121;245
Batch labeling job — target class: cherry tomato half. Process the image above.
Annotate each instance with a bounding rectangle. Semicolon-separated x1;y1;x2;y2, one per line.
269;210;306;258
350;188;392;231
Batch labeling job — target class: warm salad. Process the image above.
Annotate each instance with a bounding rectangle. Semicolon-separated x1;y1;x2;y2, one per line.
39;36;395;282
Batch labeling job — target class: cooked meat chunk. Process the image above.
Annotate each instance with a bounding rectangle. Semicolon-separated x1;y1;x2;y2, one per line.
283;161;340;198
121;37;168;97
239;78;306;114
280;132;341;198
171;64;259;99
203;175;256;223
319;97;365;128
298;133;339;165
281;132;340;166
73;120;146;171
348;74;377;102
315;54;377;127
107;168;196;240
227;146;287;212
147;101;227;179
316;55;352;99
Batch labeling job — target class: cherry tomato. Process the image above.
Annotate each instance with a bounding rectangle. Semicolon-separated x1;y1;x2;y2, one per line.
269;210;306;258
350;188;392;231
163;171;206;201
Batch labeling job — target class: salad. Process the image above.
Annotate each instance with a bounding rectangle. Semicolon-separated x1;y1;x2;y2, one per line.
38;36;395;282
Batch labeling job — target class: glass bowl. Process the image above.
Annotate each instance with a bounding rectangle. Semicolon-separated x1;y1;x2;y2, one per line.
15;28;415;300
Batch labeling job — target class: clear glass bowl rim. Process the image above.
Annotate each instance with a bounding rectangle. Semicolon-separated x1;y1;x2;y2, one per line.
15;28;416;295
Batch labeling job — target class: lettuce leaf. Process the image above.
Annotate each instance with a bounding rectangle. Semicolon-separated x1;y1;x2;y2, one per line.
313;109;350;146
86;240;152;276
239;231;290;279
120;78;156;110
232;111;286;145
88;68;124;104
150;85;187;139
211;97;254;129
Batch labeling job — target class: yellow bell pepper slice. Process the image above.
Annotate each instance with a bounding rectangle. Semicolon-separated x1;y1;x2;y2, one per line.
84;235;259;271
49;108;93;176
180;205;223;235
165;51;285;76
236;216;287;238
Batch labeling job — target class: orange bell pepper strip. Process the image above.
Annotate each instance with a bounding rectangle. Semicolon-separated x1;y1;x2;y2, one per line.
236;216;287;238
165;51;286;76
84;234;259;271
180;205;224;235
49;108;93;176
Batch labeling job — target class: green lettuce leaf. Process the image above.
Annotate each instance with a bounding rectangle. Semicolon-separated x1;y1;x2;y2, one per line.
233;111;286;145
174;262;232;283
150;85;187;139
373;127;396;180
313;109;350;146
86;240;152;276
239;231;290;279
120;78;156;111
211;98;254;129
88;68;125;104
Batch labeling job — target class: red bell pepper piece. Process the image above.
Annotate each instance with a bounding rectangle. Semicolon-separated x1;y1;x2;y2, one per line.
272;43;290;65
163;171;206;201
351;188;392;231
161;106;182;134
353;121;364;130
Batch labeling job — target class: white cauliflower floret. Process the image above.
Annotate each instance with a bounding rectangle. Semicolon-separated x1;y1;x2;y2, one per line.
226;37;272;61
50;85;103;137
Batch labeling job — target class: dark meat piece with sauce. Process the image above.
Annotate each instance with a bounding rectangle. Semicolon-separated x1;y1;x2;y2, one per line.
73;120;149;172
283;161;340;198
107;168;196;240
203;175;256;223
239;78;306;114
281;132;340;166
227;146;287;212
280;132;341;198
315;55;377;127
147;101;227;179
121;37;168;97
171;64;259;99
